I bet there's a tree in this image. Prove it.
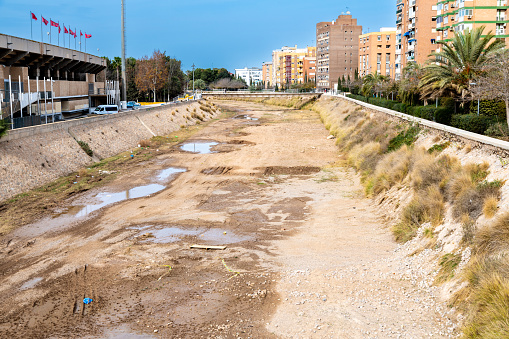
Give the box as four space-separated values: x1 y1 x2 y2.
191 79 207 90
362 71 389 97
135 50 168 102
419 26 505 103
399 63 423 105
472 49 509 127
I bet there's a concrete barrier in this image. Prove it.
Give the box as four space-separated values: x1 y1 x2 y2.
0 100 218 202
329 93 509 152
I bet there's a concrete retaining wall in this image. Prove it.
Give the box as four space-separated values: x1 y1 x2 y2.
0 101 218 202
331 93 509 154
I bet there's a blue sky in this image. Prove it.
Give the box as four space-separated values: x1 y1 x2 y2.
0 0 395 72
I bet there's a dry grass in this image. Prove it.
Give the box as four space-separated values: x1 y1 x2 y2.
461 255 509 339
436 253 462 283
411 153 460 191
483 196 499 219
369 145 412 196
139 139 151 147
393 185 445 243
476 213 509 255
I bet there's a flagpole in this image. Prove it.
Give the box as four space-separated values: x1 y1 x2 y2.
41 14 43 42
62 23 65 48
85 35 87 53
75 27 77 50
30 11 33 40
80 32 82 52
58 21 60 46
49 18 51 45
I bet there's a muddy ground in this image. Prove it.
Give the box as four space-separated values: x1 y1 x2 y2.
0 101 456 338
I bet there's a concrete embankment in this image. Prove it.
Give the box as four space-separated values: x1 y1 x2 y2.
0 101 219 202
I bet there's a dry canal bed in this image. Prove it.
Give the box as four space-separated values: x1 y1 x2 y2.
0 101 456 338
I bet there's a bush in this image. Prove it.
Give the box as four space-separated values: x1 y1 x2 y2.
0 119 8 138
347 94 367 102
485 122 509 138
451 114 494 134
77 140 93 157
387 125 420 152
469 100 506 121
435 107 453 125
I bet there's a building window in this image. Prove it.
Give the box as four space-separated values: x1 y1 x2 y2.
377 35 382 41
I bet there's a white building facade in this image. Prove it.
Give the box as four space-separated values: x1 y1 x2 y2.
235 67 262 86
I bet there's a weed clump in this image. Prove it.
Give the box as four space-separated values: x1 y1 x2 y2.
387 125 420 152
77 140 93 157
436 253 462 283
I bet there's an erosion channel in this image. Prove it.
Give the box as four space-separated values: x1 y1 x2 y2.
0 100 457 338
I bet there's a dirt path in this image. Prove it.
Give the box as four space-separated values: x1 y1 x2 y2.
0 101 456 338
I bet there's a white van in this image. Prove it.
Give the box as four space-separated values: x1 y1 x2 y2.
93 105 119 114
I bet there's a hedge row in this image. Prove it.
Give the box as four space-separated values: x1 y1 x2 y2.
346 94 504 135
346 95 453 125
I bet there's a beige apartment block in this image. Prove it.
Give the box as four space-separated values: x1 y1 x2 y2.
359 28 397 78
271 46 316 88
316 13 362 90
262 62 273 88
435 0 509 46
395 0 437 79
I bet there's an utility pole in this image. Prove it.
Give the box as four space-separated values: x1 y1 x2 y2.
121 0 127 108
192 63 195 94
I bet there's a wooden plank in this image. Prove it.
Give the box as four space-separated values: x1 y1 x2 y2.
190 244 226 250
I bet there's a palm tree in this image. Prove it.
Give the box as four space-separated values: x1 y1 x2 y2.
419 26 505 103
362 71 389 97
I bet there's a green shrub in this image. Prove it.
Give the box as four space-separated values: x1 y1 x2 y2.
0 119 9 138
77 140 93 157
469 100 506 120
435 107 453 125
451 114 494 134
485 122 509 138
387 125 420 152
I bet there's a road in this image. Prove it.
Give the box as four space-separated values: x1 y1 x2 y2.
0 100 456 338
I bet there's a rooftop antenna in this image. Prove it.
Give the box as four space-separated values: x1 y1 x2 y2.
121 0 127 107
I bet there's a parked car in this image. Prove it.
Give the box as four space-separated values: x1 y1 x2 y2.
93 105 119 114
127 101 141 110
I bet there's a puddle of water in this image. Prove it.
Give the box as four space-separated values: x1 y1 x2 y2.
74 184 165 218
234 114 258 121
157 167 186 181
20 277 43 290
96 325 156 339
199 228 253 244
132 226 253 245
137 227 202 243
180 141 219 154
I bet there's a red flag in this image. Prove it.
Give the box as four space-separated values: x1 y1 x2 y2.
69 28 74 35
31 13 37 20
64 26 68 34
50 20 59 28
85 34 92 39
74 31 77 38
80 31 83 36
42 16 48 25
58 25 61 33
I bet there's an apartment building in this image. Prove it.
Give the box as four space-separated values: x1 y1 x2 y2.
435 0 509 46
262 62 273 88
271 45 316 88
316 13 362 90
395 0 437 79
235 67 262 86
358 28 397 78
